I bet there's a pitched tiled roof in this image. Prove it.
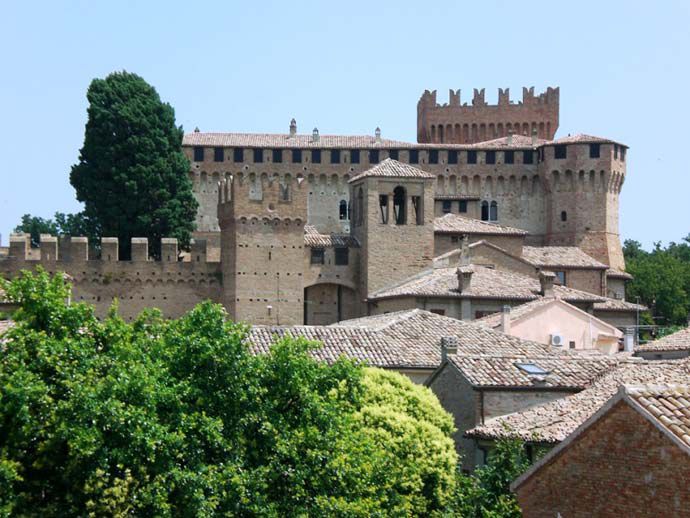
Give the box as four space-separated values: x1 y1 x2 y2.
466 360 690 443
547 134 623 146
593 298 647 312
348 159 434 182
470 134 546 149
332 309 554 357
183 132 412 149
304 225 359 248
449 354 620 389
521 246 608 269
626 384 690 448
473 298 559 329
369 265 604 303
636 327 690 353
246 309 557 369
433 214 528 236
606 268 633 280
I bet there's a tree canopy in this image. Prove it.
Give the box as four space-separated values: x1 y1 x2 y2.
624 235 690 327
0 269 459 516
69 71 197 259
14 212 93 247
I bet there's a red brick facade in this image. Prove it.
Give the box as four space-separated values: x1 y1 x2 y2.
515 401 690 518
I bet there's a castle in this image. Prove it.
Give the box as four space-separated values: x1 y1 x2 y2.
1 87 637 328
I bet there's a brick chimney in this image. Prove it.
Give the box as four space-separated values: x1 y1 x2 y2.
507 129 513 146
531 127 538 147
459 236 471 266
501 305 512 334
375 127 382 143
289 118 297 137
441 336 459 363
312 127 319 143
457 265 474 293
539 270 556 298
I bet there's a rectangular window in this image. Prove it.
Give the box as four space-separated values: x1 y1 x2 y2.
485 151 496 164
310 248 325 265
379 194 388 224
350 149 360 164
589 143 600 159
233 148 244 162
614 144 619 159
409 149 419 164
448 150 458 164
335 247 349 266
292 149 302 163
504 150 514 164
442 200 452 213
369 150 379 164
620 147 626 161
467 150 477 164
554 145 567 159
330 149 341 164
459 200 468 213
193 146 204 162
523 150 534 164
389 149 399 160
253 148 264 163
272 149 282 163
429 149 439 164
213 147 224 162
555 271 566 285
311 149 321 163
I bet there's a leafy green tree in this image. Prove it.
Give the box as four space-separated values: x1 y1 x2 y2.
449 438 532 517
0 269 458 516
70 71 197 259
624 239 690 326
14 212 95 247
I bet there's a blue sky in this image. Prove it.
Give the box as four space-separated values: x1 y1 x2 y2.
1 0 688 249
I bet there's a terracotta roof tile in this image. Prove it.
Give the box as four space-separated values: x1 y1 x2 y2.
593 299 647 312
470 134 546 149
547 134 623 146
466 360 690 443
636 327 690 353
348 159 435 182
449 354 620 389
606 268 633 280
304 225 359 248
183 132 412 149
627 384 690 448
521 246 608 269
433 214 528 236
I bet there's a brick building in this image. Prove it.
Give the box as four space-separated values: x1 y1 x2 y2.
512 384 690 517
1 88 635 327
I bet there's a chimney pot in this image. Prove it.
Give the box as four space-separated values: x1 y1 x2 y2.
375 127 382 143
289 118 297 137
506 129 513 146
312 127 320 142
539 270 556 298
531 127 538 146
501 305 512 334
441 336 459 363
457 265 474 293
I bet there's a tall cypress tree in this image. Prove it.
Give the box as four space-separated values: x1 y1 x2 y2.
70 71 197 259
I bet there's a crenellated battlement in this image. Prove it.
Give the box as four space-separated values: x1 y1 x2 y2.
5 234 217 264
418 86 560 144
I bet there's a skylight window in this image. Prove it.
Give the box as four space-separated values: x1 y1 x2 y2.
515 362 549 376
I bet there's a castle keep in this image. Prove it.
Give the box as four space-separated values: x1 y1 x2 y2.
1 87 635 328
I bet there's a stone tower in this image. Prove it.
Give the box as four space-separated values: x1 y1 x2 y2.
539 137 627 270
417 87 559 144
218 172 307 324
349 159 436 298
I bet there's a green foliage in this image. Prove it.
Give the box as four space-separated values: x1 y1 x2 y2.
0 269 458 516
624 236 690 326
13 212 93 247
448 438 531 517
69 71 197 259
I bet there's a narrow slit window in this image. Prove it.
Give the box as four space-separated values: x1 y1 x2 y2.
412 195 422 224
339 199 348 220
379 194 388 224
481 200 489 221
490 201 498 221
393 186 406 225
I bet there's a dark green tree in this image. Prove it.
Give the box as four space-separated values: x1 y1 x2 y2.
14 212 94 247
70 71 197 259
0 269 458 516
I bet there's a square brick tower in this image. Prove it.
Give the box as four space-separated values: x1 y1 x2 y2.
349 159 436 299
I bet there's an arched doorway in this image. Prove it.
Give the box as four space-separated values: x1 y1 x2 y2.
303 283 357 325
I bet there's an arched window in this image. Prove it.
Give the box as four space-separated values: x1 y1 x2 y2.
339 199 348 220
481 200 489 221
356 188 364 226
490 201 498 222
393 186 406 225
